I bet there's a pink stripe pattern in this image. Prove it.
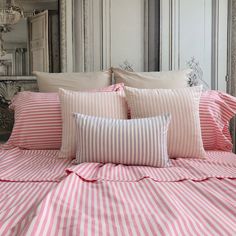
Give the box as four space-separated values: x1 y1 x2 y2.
200 90 236 151
23 151 236 236
59 89 128 159
0 181 57 236
0 148 71 181
7 92 62 149
0 148 73 236
74 113 171 167
125 86 206 159
68 151 236 182
7 84 124 150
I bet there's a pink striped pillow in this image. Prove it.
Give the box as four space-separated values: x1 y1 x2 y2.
74 113 171 167
7 84 124 150
7 92 62 149
125 86 206 159
59 89 128 158
200 90 236 151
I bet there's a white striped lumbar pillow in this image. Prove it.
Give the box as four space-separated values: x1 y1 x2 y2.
124 86 206 159
59 89 128 159
74 113 171 167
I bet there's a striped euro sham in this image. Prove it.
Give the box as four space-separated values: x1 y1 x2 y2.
7 92 62 150
7 84 124 150
125 86 206 159
59 89 128 159
74 113 171 167
200 90 236 151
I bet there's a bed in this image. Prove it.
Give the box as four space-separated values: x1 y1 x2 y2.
0 148 72 235
0 149 235 235
1 68 236 236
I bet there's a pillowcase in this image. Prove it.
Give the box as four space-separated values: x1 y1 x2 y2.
7 84 124 150
124 86 206 159
59 89 128 158
113 67 190 89
200 90 236 151
74 113 171 167
34 70 112 92
7 92 62 149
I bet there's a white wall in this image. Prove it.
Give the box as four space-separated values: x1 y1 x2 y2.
160 0 228 91
72 0 146 72
110 0 145 71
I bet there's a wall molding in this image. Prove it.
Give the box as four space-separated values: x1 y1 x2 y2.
102 0 111 70
59 0 67 72
211 0 220 90
59 0 73 72
72 0 149 72
160 0 228 90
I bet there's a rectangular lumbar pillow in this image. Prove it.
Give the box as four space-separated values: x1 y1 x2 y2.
34 70 112 92
113 68 191 89
59 89 128 158
124 86 206 159
74 113 171 167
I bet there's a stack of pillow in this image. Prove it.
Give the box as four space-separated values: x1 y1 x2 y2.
6 68 236 168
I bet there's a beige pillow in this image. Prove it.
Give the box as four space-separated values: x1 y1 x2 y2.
124 86 206 159
113 68 190 88
34 70 112 92
59 89 128 159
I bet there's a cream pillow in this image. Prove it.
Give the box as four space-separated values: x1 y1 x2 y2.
59 89 128 159
124 86 206 159
34 70 112 92
113 68 190 88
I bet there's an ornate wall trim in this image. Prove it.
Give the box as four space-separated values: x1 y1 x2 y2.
59 0 74 72
59 0 67 72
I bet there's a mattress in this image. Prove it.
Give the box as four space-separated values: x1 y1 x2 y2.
17 151 236 236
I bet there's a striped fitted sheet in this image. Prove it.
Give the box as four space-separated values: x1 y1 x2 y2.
22 151 236 236
0 147 72 236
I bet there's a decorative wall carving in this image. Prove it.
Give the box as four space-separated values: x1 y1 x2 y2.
186 57 209 90
59 0 67 72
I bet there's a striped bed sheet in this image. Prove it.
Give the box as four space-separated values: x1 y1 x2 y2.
21 151 236 236
0 147 72 236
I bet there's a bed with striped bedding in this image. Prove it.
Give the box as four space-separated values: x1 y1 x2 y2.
0 147 72 236
20 151 236 236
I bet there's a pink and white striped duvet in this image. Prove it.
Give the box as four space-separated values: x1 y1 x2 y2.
22 151 236 236
0 147 72 236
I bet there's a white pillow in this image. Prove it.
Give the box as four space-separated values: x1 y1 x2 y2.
34 70 112 92
59 89 128 159
124 86 206 159
74 113 171 167
113 68 190 89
